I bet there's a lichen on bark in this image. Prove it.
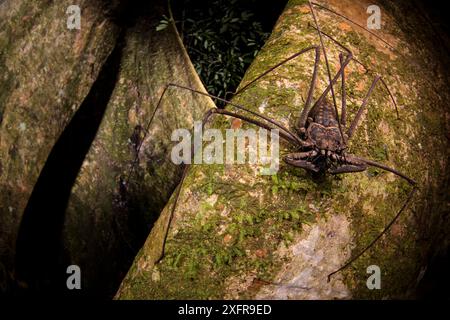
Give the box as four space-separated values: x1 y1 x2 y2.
0 0 215 296
0 0 119 293
116 0 448 300
62 6 215 295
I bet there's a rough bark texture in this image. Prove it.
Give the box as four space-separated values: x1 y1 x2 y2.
116 0 449 299
0 0 119 293
0 0 213 296
62 7 214 296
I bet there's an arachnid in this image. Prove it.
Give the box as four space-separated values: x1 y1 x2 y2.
128 0 417 281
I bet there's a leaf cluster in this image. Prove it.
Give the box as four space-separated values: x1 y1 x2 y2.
158 0 270 100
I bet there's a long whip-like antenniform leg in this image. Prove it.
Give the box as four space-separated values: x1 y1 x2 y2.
231 44 322 133
313 53 352 110
157 107 298 261
126 83 306 184
308 8 400 123
211 109 301 145
308 24 400 121
327 155 417 281
310 2 397 52
234 46 320 97
165 84 303 145
158 108 214 260
129 82 303 261
308 24 368 73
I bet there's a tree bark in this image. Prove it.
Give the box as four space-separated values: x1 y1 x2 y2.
61 5 214 296
0 0 119 294
116 0 449 299
0 0 213 296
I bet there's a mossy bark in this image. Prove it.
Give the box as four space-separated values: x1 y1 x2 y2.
62 8 214 296
116 0 449 299
0 0 213 295
0 0 119 293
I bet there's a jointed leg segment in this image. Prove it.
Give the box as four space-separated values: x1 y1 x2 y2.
142 2 415 282
327 155 416 281
152 86 307 262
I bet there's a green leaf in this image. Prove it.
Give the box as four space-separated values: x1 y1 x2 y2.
156 23 168 31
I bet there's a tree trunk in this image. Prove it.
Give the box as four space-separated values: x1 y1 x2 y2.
0 0 119 294
61 4 214 297
116 0 449 299
0 0 213 296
